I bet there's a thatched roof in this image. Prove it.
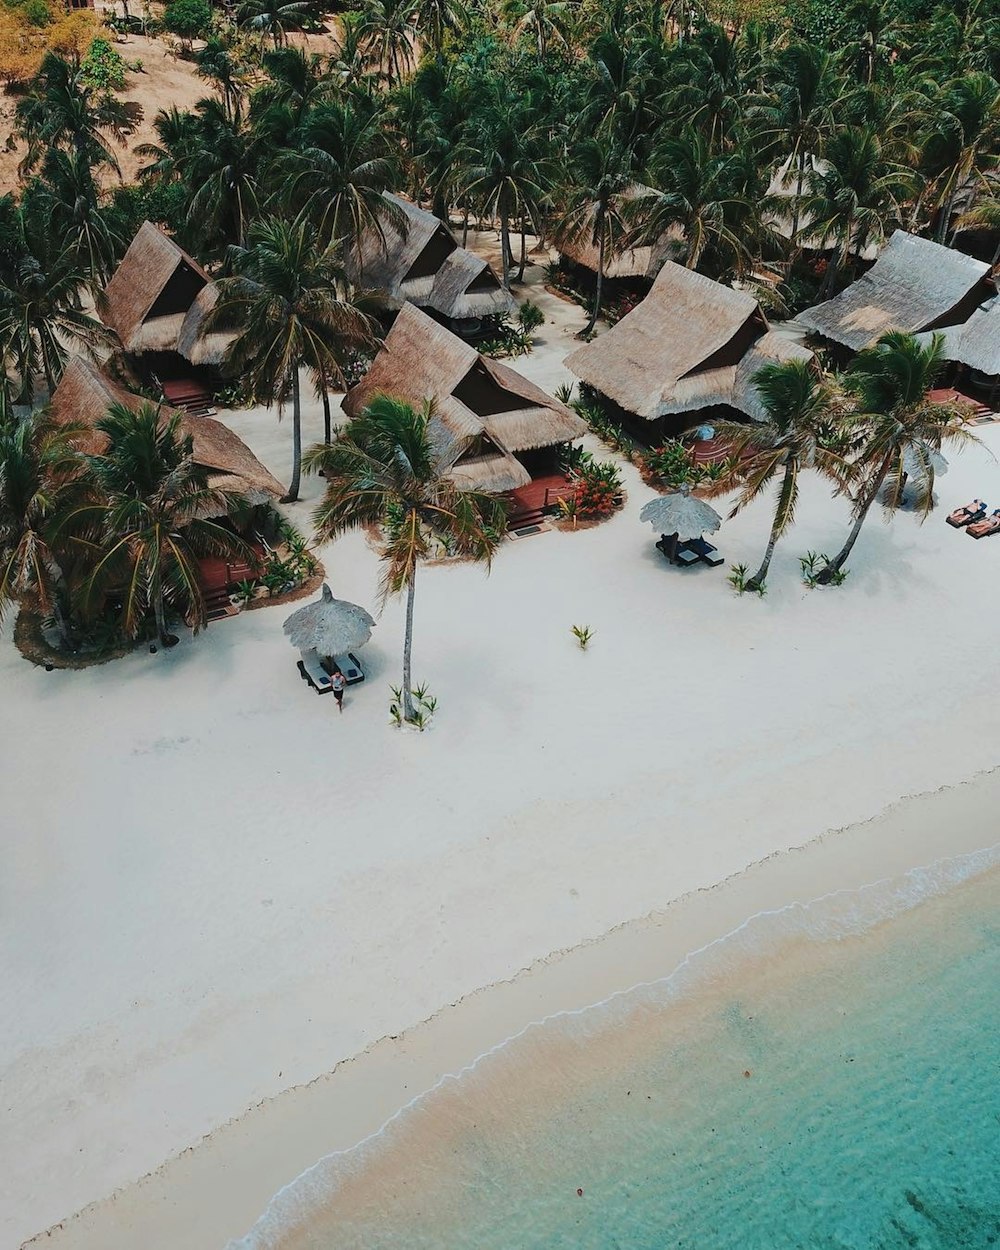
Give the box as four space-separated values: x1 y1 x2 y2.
732 331 816 421
917 295 1000 378
102 221 235 365
555 184 682 280
798 231 991 352
342 303 584 493
49 357 285 500
348 194 516 322
565 262 785 420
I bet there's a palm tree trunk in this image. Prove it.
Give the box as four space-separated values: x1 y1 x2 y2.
516 218 527 282
320 370 332 445
285 370 302 502
991 236 1000 267
500 212 511 290
402 565 416 721
462 205 470 247
153 580 168 646
818 455 892 581
749 462 792 589
582 232 605 337
790 148 805 246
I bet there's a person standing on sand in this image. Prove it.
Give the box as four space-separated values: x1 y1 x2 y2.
331 670 346 712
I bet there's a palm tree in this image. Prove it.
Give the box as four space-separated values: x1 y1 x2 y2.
357 0 416 87
135 106 201 185
196 36 249 118
0 404 85 645
305 395 507 722
184 98 263 249
454 91 554 289
554 136 632 336
14 52 134 177
237 0 313 48
281 100 398 258
804 126 913 296
707 359 845 591
412 0 467 59
25 147 124 283
252 46 331 136
505 0 572 61
0 219 115 404
817 333 978 582
66 402 253 647
208 217 378 502
955 192 1000 265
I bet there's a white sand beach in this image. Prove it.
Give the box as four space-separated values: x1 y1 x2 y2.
4 254 1000 1248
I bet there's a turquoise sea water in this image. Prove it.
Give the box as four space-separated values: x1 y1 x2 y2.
233 849 1000 1250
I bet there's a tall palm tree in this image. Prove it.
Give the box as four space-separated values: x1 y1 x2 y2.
505 0 572 61
357 0 416 87
65 402 252 647
196 36 249 118
208 217 378 502
25 147 124 283
237 0 313 48
184 98 263 249
0 404 85 644
135 106 201 186
804 126 913 296
14 52 134 177
817 333 978 582
305 395 507 722
412 0 467 59
281 100 398 258
0 219 115 404
925 72 1000 243
454 91 554 289
707 359 845 592
554 136 632 336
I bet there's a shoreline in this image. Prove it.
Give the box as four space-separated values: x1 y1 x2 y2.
31 763 1000 1250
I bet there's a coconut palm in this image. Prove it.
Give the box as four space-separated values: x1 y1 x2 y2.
196 36 249 118
817 332 978 582
135 106 201 185
208 216 378 502
412 0 467 59
804 126 913 296
184 98 264 249
281 100 399 258
0 403 85 644
0 220 116 404
357 0 416 87
305 395 507 722
554 136 633 336
14 52 134 177
505 0 573 61
707 359 846 592
454 91 555 289
237 0 313 48
954 192 1000 264
25 147 124 283
65 402 253 647
925 72 1000 242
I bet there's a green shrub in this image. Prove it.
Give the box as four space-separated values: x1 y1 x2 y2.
517 299 545 336
163 0 212 44
80 37 128 92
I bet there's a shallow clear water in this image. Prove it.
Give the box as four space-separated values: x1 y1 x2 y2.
234 851 1000 1250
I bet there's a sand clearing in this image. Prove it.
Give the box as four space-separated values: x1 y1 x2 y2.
4 256 1000 1248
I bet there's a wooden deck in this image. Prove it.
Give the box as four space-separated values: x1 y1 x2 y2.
507 474 573 528
929 387 996 423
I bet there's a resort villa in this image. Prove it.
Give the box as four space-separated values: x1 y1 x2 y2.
565 260 813 443
347 193 516 336
100 221 235 414
343 302 585 521
798 230 994 357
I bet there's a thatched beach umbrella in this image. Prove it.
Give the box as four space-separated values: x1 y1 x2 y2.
283 584 375 656
640 484 722 541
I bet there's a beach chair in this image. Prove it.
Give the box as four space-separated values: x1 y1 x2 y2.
946 500 986 528
333 653 365 685
656 536 701 567
686 536 725 567
297 648 333 693
967 510 1000 539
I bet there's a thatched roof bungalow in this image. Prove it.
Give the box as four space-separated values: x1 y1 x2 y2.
917 295 1000 389
798 231 992 353
49 357 285 503
342 303 585 493
565 262 811 435
101 221 233 369
347 194 516 331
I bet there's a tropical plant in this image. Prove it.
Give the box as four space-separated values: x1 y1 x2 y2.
62 402 252 647
305 395 507 722
0 403 85 644
183 98 263 249
816 332 978 583
570 622 593 648
704 358 845 592
237 0 313 49
208 216 378 501
357 0 416 87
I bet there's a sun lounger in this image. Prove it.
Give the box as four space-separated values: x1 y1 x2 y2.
967 510 1000 539
684 537 725 567
656 536 701 567
947 500 986 528
297 648 333 693
333 653 365 685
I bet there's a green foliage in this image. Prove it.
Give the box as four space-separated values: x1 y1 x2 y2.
728 563 766 596
570 387 636 461
638 440 734 489
163 0 212 42
234 578 259 606
478 314 533 358
389 681 437 729
517 299 545 335
79 37 128 94
800 551 848 587
570 623 594 649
